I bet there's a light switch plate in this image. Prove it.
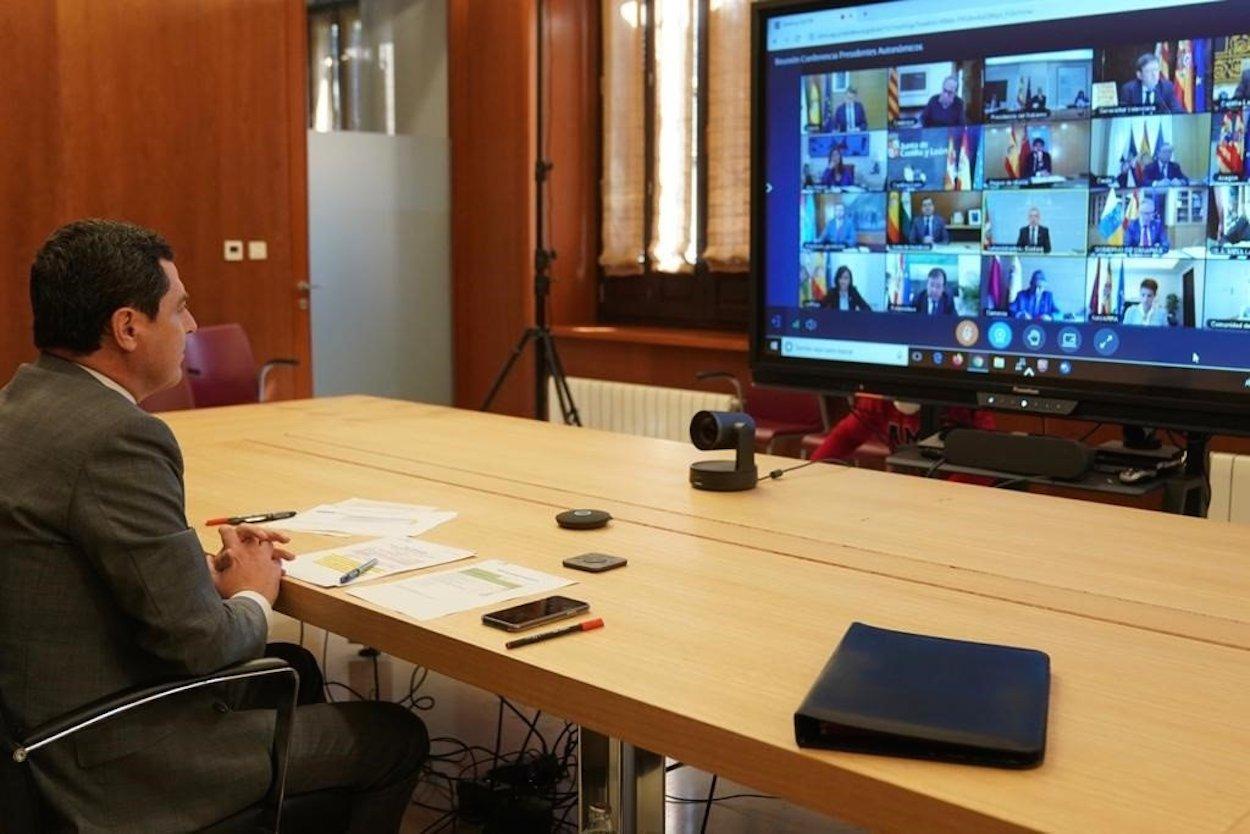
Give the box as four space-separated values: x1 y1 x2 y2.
224 240 244 262
247 240 268 261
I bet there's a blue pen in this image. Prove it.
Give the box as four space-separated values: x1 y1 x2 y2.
339 558 379 585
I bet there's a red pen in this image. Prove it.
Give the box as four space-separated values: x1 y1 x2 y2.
506 618 604 650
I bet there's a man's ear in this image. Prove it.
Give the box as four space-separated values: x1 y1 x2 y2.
110 307 141 353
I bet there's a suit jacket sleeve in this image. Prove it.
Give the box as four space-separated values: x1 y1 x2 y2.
69 411 267 675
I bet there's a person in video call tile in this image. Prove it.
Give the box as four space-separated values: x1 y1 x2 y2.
1144 143 1188 186
1122 278 1169 326
912 267 957 315
1016 207 1052 252
1221 208 1250 244
1120 53 1181 113
820 144 855 188
818 202 858 247
908 197 950 244
1009 270 1060 320
1125 197 1169 250
1072 90 1090 108
1023 138 1052 179
820 265 873 312
1233 68 1250 100
920 76 966 127
833 87 868 133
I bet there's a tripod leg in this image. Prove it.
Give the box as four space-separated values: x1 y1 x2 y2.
481 329 539 412
541 331 581 426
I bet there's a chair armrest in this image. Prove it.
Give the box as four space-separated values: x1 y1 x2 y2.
257 359 300 402
12 658 299 832
12 657 295 762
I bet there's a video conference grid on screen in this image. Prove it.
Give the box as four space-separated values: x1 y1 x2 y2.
763 2 1250 392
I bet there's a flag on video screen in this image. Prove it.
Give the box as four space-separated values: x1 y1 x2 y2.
1005 125 1020 178
810 272 826 303
1009 255 1024 307
887 68 900 123
1101 263 1114 316
1217 111 1244 174
1116 260 1126 313
987 256 1005 310
1192 39 1207 111
1155 42 1171 81
1099 187 1125 241
887 191 901 243
1017 75 1028 110
956 130 973 190
1175 40 1193 113
1122 190 1140 245
944 134 957 189
1089 258 1102 315
1155 122 1166 160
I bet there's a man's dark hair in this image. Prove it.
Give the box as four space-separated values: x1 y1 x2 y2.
30 219 173 354
1141 278 1159 293
1032 138 1045 147
927 267 948 285
1137 53 1160 72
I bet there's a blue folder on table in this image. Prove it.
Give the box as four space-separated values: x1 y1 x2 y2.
794 622 1050 768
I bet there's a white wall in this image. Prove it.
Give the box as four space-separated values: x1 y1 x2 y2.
307 0 451 404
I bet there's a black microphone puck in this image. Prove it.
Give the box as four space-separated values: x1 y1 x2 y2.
555 509 612 530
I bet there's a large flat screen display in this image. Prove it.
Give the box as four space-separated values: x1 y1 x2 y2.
753 0 1250 431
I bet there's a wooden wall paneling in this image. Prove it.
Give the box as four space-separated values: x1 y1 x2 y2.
545 0 600 328
0 2 59 379
450 0 537 417
47 0 310 398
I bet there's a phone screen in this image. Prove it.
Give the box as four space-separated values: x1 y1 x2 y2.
485 596 587 627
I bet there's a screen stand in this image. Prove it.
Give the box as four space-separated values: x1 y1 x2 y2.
1175 431 1210 518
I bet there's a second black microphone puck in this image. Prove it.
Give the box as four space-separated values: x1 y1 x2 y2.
555 509 612 530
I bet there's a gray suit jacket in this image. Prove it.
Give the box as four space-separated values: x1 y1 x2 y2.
0 354 271 832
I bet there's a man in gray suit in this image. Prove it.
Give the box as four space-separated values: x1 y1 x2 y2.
0 220 427 832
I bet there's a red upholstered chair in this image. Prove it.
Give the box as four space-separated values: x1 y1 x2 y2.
183 324 299 408
138 373 195 413
801 431 891 469
743 384 827 454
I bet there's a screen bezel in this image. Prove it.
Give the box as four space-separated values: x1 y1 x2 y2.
749 0 1250 435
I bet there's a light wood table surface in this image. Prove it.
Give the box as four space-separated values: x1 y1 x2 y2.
165 399 1250 834
240 397 1250 652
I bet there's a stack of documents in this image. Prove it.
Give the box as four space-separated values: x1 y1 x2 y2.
272 498 456 538
348 560 574 621
284 537 474 587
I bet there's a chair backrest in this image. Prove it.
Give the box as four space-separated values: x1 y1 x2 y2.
184 324 260 408
0 705 43 832
744 384 825 425
139 372 196 413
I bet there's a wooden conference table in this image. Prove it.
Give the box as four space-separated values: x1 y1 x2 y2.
168 397 1250 834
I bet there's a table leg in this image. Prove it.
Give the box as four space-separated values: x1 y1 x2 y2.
579 727 665 833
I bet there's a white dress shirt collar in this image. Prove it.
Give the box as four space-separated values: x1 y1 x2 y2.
76 363 138 404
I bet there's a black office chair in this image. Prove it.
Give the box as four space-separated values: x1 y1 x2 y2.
1 657 348 833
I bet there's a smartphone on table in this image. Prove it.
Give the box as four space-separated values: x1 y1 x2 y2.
481 595 589 632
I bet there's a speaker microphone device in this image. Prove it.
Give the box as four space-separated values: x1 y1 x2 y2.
942 429 1094 480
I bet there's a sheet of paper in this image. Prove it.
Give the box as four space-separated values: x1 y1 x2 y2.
347 560 574 621
270 498 457 538
284 537 475 587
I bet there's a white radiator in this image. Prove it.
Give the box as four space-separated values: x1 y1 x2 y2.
547 377 737 442
1207 452 1250 523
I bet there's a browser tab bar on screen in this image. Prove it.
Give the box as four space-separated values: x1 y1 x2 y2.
766 0 1219 51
